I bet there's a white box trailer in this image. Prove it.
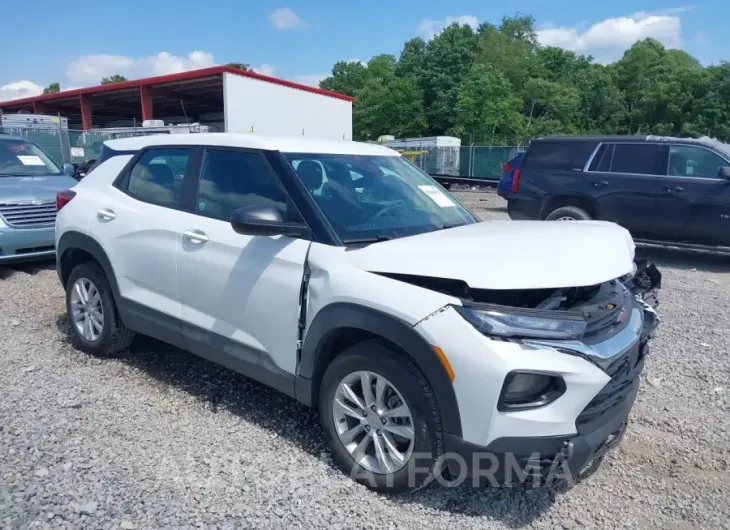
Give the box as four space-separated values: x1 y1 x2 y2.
1 112 69 130
222 71 353 141
381 136 462 176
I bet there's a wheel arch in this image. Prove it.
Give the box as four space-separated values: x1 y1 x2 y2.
295 302 462 437
540 193 599 220
57 231 120 300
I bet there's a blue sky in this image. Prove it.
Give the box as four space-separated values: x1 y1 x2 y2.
0 0 726 101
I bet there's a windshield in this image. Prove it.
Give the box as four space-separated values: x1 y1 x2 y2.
0 138 63 177
284 153 478 242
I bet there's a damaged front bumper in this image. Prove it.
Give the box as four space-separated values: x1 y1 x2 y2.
443 260 662 487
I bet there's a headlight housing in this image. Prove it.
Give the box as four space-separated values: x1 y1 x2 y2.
454 304 587 340
498 371 566 410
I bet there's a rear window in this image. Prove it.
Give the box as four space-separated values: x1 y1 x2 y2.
607 143 667 176
85 144 138 176
523 141 596 171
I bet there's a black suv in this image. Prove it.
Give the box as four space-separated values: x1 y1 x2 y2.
505 136 730 248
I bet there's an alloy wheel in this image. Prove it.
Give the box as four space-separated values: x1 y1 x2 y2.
332 370 415 474
70 278 104 342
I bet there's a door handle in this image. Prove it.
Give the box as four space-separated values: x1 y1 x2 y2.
662 186 684 193
591 180 609 188
183 230 209 244
97 208 116 221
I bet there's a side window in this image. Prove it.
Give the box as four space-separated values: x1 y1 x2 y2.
668 145 728 179
523 141 596 171
197 149 289 222
609 143 667 176
125 148 191 208
587 144 613 172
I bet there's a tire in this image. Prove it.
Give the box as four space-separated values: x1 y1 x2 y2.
65 261 135 356
319 340 444 494
545 206 592 221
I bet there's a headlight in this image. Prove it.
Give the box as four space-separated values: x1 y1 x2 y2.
454 304 587 340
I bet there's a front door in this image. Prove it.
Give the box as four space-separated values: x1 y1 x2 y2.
177 147 311 376
658 144 730 245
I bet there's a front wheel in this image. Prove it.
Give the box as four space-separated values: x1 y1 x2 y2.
545 206 592 221
319 341 444 494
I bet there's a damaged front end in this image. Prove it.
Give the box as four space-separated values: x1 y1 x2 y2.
453 258 662 369
383 258 662 367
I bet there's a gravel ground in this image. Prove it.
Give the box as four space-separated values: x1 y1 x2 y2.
1 190 729 529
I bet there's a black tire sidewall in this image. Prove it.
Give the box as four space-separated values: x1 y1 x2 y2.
65 263 117 356
546 206 592 221
319 341 441 493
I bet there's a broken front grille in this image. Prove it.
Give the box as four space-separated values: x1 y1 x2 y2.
576 341 644 431
0 202 56 229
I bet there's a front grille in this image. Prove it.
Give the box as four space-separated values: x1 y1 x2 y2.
0 202 56 229
576 341 645 430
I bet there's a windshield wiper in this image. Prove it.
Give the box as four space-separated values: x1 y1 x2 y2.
342 235 392 244
440 221 466 230
1 173 60 177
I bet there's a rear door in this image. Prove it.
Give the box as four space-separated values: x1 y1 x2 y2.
89 146 196 345
585 142 666 237
657 144 730 245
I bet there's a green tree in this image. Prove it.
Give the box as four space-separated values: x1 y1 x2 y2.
451 64 524 144
475 21 544 88
42 83 60 94
354 76 427 140
420 23 480 134
101 74 128 85
395 38 428 81
572 65 625 134
320 60 369 97
226 62 250 71
499 13 539 51
317 12 730 145
521 78 581 137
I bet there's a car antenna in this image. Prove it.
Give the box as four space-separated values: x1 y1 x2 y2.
180 100 192 133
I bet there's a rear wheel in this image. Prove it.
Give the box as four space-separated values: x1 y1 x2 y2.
65 261 135 356
319 340 444 494
545 206 592 221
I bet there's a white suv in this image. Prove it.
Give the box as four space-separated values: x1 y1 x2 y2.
55 134 661 493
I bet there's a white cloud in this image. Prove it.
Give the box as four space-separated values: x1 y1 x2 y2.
291 74 328 87
253 64 276 76
268 8 305 29
0 80 43 102
537 11 684 63
418 15 478 39
66 50 215 85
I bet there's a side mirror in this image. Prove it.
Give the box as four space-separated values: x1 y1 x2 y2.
63 163 76 177
230 205 311 239
719 166 730 179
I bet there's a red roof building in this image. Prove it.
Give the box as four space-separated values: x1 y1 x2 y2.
0 66 353 139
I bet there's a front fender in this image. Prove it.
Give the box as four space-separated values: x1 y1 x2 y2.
295 302 463 437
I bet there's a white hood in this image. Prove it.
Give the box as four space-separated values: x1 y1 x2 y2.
346 221 636 290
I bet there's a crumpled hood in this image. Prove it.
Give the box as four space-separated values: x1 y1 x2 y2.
0 175 77 204
346 220 636 290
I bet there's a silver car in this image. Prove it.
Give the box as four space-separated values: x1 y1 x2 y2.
0 135 78 264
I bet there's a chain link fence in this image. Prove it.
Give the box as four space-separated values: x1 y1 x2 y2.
3 124 525 180
0 124 205 167
401 145 526 180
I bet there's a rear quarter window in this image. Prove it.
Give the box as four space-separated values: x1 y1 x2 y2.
522 141 597 171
